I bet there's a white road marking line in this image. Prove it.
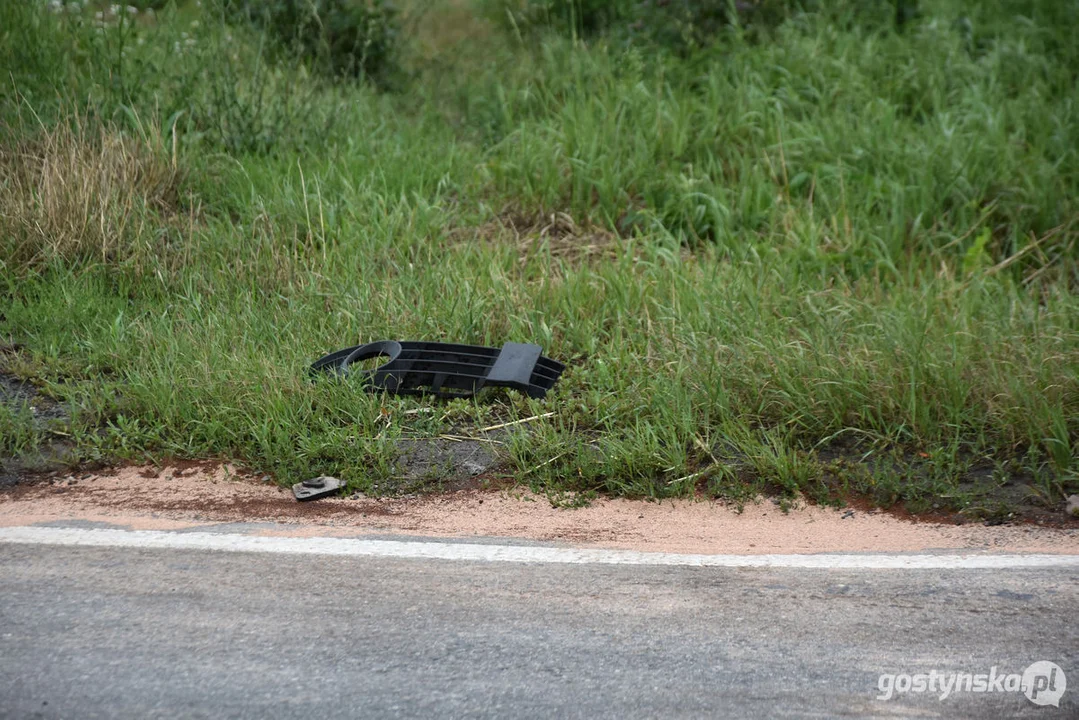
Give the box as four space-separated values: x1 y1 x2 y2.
1 526 1077 569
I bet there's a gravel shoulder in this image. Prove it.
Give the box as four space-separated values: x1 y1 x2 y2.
2 464 1077 555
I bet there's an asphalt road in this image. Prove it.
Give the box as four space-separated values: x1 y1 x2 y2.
0 537 1076 719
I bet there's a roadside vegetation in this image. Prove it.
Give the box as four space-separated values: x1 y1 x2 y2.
1 0 1076 519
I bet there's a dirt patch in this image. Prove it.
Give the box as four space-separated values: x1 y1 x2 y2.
0 372 68 423
0 369 75 488
394 434 501 491
2 464 1077 555
456 208 619 266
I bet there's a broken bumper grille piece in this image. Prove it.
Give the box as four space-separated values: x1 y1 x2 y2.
310 341 564 399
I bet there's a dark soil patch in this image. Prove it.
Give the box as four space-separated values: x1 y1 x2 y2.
393 433 503 492
136 459 229 479
0 372 69 422
133 496 399 520
0 369 75 488
812 442 1079 528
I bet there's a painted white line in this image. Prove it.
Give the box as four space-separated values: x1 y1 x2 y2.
1 526 1077 569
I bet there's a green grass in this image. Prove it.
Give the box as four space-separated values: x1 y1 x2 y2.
1 0 1076 516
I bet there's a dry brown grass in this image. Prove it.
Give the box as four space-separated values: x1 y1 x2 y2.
457 208 620 266
0 117 183 274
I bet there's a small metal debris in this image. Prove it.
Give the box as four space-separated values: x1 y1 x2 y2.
292 475 345 502
841 510 855 520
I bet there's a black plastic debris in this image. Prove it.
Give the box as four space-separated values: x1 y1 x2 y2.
293 475 345 501
311 341 564 399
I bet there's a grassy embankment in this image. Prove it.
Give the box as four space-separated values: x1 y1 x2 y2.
1 0 1076 518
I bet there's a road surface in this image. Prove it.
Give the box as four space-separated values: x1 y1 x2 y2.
0 524 1076 719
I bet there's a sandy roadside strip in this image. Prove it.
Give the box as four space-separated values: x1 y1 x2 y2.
1 464 1076 555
